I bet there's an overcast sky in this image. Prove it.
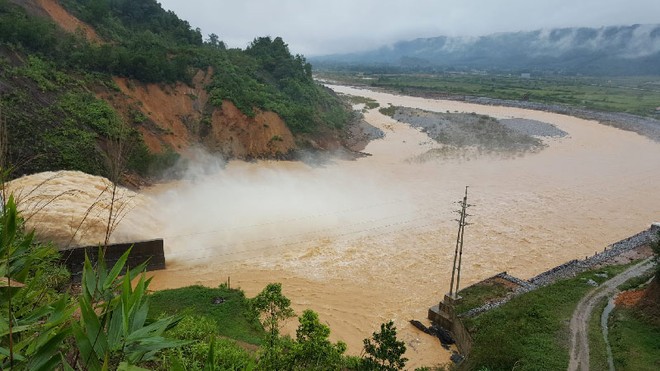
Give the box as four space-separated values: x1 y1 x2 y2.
157 0 660 56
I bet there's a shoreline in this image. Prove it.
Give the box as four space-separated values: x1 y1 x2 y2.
322 80 660 143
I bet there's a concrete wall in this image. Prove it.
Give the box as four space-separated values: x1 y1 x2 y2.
450 314 473 355
60 239 166 280
428 295 473 355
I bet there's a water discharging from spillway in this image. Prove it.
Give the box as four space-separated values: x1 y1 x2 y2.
8 86 660 368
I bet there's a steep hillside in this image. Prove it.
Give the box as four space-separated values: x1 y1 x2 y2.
100 70 295 159
0 0 352 182
312 24 660 75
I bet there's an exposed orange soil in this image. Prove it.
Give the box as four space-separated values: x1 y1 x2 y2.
108 68 295 158
112 72 209 153
37 0 101 43
206 101 295 158
615 289 646 307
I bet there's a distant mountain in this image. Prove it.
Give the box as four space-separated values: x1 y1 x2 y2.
312 24 660 75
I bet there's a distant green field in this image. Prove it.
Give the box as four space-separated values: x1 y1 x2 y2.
319 72 660 117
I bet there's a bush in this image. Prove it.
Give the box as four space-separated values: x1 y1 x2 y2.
160 316 256 370
362 321 408 370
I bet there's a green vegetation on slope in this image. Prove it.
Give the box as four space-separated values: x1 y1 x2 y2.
461 264 633 371
208 36 351 134
148 285 264 346
0 0 351 179
609 306 660 371
454 281 512 315
587 297 610 371
61 0 352 134
0 52 156 177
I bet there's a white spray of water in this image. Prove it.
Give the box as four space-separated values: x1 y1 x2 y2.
146 157 418 267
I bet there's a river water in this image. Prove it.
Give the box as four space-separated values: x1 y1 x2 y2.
8 85 660 368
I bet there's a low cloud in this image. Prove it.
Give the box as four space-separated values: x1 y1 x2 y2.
159 0 660 55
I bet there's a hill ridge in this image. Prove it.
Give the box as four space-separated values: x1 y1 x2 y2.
312 24 660 75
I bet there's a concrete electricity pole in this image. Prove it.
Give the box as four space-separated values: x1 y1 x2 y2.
449 186 472 299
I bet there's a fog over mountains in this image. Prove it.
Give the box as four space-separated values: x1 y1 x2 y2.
312 24 660 75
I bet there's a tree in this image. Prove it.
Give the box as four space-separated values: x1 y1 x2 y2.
251 282 295 368
87 0 110 23
251 283 295 341
291 309 347 370
362 321 408 370
206 33 225 49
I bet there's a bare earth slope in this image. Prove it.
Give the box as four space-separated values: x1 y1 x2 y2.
104 71 296 159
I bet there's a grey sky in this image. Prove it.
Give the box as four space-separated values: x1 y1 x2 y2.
157 0 660 56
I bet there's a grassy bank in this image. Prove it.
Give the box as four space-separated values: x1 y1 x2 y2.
461 264 632 371
454 281 512 315
609 306 660 371
588 297 610 371
148 285 264 345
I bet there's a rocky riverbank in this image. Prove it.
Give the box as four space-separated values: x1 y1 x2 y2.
461 223 660 318
332 81 660 143
464 96 660 142
386 106 567 161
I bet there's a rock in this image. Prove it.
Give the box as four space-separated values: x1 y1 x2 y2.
409 319 432 335
586 279 599 287
595 273 609 278
429 324 456 345
450 352 464 364
212 297 225 305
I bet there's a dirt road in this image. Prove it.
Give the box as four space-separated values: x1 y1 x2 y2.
567 259 654 371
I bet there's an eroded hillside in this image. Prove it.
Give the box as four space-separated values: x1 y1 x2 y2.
0 0 353 182
101 69 296 159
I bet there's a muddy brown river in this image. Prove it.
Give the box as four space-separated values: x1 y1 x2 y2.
8 85 660 368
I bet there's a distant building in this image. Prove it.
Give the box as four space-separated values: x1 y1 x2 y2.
521 73 531 79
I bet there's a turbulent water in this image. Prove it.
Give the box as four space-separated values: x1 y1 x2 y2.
6 171 152 248
9 86 660 368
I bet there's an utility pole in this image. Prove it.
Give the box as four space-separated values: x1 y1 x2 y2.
448 186 472 299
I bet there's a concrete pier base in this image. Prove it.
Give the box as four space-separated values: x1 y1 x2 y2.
428 294 472 355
